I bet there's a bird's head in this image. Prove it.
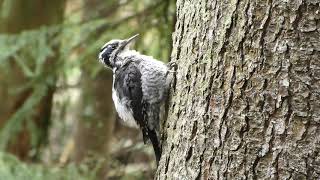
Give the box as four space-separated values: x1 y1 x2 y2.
98 34 139 69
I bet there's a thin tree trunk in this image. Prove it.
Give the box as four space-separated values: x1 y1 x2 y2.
0 0 65 161
72 70 114 160
157 0 320 179
71 0 116 178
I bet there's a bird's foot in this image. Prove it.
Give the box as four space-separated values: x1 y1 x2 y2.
167 61 177 73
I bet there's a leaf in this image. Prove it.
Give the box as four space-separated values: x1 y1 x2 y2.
13 54 34 77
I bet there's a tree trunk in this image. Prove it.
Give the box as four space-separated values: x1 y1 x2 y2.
157 0 320 179
0 0 65 161
71 0 117 177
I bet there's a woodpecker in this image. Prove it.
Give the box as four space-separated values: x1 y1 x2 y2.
98 34 174 164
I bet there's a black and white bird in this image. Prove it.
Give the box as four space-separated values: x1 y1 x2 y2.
98 34 174 164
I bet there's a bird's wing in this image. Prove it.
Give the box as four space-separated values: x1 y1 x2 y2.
115 62 144 127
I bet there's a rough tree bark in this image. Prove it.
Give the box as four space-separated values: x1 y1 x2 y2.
157 0 320 179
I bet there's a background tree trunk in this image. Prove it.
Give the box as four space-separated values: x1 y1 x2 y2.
157 0 320 179
0 0 65 161
70 0 117 177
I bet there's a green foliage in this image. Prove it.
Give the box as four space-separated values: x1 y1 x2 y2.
0 21 106 151
0 3 176 179
0 0 175 154
0 152 97 180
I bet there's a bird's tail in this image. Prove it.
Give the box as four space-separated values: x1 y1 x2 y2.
148 129 161 166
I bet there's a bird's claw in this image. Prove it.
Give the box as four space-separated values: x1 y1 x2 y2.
167 61 177 73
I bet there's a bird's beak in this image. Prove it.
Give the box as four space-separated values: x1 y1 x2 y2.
120 34 139 49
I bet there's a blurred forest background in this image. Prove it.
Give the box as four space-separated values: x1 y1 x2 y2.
0 0 175 179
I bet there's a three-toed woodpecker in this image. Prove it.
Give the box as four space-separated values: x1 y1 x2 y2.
98 34 173 164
